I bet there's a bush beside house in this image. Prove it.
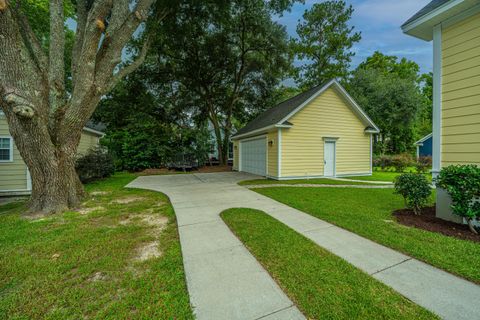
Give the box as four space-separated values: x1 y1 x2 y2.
436 165 480 234
76 148 115 183
394 173 432 215
373 153 431 173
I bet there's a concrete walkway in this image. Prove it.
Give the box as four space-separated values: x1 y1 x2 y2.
128 172 480 320
245 183 393 189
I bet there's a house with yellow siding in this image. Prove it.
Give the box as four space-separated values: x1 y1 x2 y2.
0 113 104 195
402 0 480 221
232 80 379 180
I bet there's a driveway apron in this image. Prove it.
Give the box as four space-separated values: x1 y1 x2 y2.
128 172 480 320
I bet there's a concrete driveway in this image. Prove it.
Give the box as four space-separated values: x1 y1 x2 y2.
128 172 305 320
128 172 480 320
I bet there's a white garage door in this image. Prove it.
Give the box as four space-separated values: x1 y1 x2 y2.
240 137 267 176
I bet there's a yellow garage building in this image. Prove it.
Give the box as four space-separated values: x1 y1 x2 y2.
232 80 379 180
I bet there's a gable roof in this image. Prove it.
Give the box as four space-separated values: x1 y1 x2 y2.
415 133 433 145
232 79 380 139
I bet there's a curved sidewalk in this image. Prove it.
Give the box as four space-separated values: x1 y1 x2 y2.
128 172 480 320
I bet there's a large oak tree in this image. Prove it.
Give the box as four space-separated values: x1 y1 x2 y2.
0 0 160 215
150 0 295 165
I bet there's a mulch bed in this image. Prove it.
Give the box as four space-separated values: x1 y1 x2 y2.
393 206 480 243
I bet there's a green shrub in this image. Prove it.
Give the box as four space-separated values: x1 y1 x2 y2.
391 154 413 172
435 165 480 233
76 147 115 183
374 155 393 171
415 156 432 173
394 173 432 215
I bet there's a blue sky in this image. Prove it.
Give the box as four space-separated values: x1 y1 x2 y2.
277 0 433 74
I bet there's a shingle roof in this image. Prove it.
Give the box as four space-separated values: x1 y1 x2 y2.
402 0 451 27
84 120 106 134
233 82 328 137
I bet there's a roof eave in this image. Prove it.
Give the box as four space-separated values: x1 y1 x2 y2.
83 126 105 137
232 124 294 141
402 0 479 41
414 133 433 145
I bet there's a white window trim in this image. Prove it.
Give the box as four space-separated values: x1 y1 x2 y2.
0 136 13 162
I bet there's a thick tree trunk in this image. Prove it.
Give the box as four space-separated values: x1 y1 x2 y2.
27 153 85 215
5 107 86 216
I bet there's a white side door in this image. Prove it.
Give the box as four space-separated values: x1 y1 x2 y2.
324 141 335 177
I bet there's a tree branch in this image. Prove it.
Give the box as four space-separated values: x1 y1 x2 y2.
11 6 48 74
71 0 87 86
48 0 66 114
106 37 151 92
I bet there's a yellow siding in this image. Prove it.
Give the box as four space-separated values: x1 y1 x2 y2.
0 116 28 191
267 130 278 177
281 88 371 177
77 131 100 155
441 12 480 166
233 140 239 170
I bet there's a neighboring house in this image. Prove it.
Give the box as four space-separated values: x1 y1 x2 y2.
231 80 380 179
415 133 433 158
402 0 480 222
0 114 104 196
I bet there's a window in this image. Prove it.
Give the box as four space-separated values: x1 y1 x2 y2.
0 137 12 162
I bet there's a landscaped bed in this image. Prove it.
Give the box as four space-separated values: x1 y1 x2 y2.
252 187 480 284
394 206 480 243
0 173 193 319
221 208 437 319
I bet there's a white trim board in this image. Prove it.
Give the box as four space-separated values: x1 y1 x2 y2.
267 172 373 181
277 128 282 178
432 24 443 177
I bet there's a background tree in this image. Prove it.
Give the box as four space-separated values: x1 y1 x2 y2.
0 0 161 215
149 0 294 165
348 54 425 154
94 71 213 171
356 51 420 81
347 51 433 152
417 72 433 136
292 0 361 89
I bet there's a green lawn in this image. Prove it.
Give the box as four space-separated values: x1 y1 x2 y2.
238 178 371 186
253 187 480 284
0 173 193 319
222 209 437 319
346 170 432 182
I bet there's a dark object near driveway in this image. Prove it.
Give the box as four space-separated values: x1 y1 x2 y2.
168 153 200 171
